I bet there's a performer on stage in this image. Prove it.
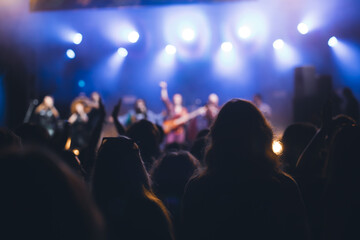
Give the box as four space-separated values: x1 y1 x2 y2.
118 98 163 128
206 93 220 126
34 95 59 136
160 81 188 144
68 96 91 149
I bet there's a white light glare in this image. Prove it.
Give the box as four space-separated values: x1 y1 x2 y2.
182 28 195 42
221 42 233 52
128 31 140 43
66 49 75 59
117 47 128 57
272 140 283 155
238 26 252 39
165 44 177 54
328 36 338 47
297 23 309 35
73 33 83 45
273 39 285 50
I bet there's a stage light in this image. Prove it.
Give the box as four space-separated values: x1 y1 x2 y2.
221 42 233 52
73 33 83 45
181 28 195 42
128 31 139 43
272 140 283 155
238 26 251 39
328 36 338 47
117 47 128 57
165 44 177 54
297 23 309 35
78 80 85 88
273 39 284 50
66 49 75 59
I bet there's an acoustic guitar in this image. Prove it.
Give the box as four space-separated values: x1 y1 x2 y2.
163 106 207 134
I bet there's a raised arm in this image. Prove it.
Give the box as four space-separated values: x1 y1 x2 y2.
112 99 126 135
160 81 172 114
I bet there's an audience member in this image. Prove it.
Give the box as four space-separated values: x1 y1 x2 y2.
92 136 175 240
181 99 310 240
0 148 104 240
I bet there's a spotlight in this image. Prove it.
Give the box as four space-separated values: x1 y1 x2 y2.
328 36 338 47
221 42 233 52
66 49 75 59
117 47 128 57
238 26 251 39
297 23 309 35
273 39 284 50
165 44 176 54
128 31 139 43
182 28 195 42
272 140 283 155
73 33 83 45
78 80 85 88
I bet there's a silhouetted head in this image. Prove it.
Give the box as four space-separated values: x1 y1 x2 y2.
280 123 318 174
92 136 150 205
343 87 354 99
327 125 360 185
0 148 104 239
0 128 21 150
151 151 200 197
205 99 279 177
14 123 50 146
126 120 161 169
173 94 183 106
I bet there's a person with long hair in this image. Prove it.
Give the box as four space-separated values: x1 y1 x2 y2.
181 99 310 240
92 136 174 240
34 95 59 136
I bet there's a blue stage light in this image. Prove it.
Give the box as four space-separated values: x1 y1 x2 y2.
73 33 83 45
165 44 177 54
181 28 195 42
297 23 309 35
221 42 233 52
66 49 76 59
273 39 284 50
328 36 338 47
128 31 139 43
238 26 252 39
117 47 128 57
78 80 85 88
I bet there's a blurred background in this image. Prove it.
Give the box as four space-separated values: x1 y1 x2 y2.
1 0 359 133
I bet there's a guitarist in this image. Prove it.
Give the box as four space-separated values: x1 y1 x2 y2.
160 81 188 144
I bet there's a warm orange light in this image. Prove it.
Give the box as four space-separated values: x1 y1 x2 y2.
72 148 80 156
65 137 71 150
272 140 283 155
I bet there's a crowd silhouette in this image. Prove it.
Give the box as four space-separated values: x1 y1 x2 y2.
0 87 359 240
